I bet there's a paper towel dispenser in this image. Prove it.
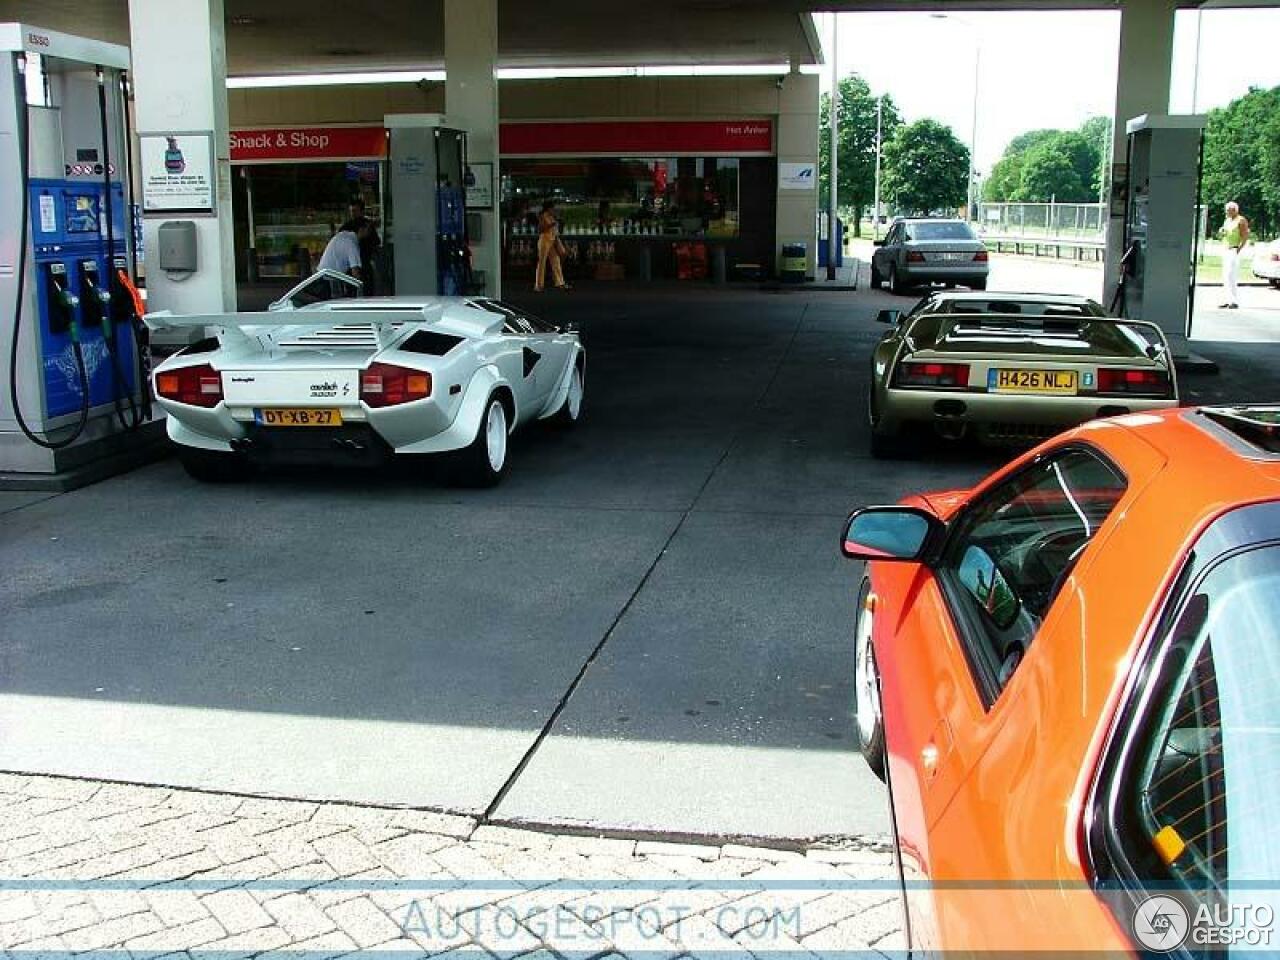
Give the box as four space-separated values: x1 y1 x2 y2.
157 221 197 274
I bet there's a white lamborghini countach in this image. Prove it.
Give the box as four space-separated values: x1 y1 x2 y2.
146 272 585 486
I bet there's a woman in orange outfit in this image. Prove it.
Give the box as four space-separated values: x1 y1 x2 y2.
534 200 570 292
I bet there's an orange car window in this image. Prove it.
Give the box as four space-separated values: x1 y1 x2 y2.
938 447 1127 699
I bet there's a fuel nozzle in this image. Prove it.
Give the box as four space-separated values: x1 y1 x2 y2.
111 261 142 328
45 264 81 339
78 260 111 330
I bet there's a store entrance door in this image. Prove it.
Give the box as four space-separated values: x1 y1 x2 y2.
230 125 389 310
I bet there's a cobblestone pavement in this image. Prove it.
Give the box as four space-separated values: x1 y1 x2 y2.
0 773 903 958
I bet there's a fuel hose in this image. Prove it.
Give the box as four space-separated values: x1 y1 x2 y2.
97 66 140 431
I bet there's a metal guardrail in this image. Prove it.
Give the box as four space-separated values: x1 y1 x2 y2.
982 235 1105 262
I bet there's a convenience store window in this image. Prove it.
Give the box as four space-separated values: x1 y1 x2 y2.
234 162 383 280
501 157 740 238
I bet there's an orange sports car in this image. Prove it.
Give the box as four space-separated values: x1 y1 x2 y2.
841 405 1280 955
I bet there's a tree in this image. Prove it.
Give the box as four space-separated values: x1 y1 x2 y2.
982 129 1059 201
1203 85 1280 239
1078 115 1113 197
983 121 1109 203
1013 145 1086 203
818 74 902 236
1262 112 1280 227
881 119 970 216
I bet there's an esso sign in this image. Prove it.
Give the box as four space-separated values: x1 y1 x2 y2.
26 32 51 48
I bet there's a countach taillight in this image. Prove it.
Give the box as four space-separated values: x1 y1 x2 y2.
1097 367 1173 398
894 361 971 390
906 251 926 263
973 250 989 262
360 362 432 408
155 363 223 408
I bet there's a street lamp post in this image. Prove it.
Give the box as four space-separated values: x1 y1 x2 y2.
873 96 883 240
932 13 981 222
828 11 839 281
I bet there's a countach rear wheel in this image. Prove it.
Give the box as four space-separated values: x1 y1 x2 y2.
178 448 252 483
452 395 509 487
870 261 883 289
854 577 886 781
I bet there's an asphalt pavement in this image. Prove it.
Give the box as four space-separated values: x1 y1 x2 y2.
3 280 1279 844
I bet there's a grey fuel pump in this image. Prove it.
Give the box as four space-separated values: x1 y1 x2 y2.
1116 114 1207 354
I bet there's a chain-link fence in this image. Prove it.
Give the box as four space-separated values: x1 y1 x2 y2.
976 202 1107 240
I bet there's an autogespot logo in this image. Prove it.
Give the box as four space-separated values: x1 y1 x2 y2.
1133 895 1190 952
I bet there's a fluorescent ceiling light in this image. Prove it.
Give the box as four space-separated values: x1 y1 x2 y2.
637 63 791 77
227 70 444 89
226 63 794 88
497 66 634 79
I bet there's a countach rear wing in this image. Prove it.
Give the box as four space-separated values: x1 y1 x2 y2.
144 307 419 350
144 268 505 348
144 304 504 350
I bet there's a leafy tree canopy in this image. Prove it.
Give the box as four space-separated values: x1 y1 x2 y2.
819 73 902 234
1203 85 1280 239
881 118 970 216
983 118 1111 203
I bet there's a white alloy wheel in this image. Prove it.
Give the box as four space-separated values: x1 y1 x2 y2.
854 579 886 779
567 367 584 420
485 400 508 473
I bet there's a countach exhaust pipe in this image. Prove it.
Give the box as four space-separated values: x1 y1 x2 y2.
330 437 367 454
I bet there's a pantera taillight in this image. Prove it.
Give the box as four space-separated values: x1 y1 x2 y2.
893 361 971 390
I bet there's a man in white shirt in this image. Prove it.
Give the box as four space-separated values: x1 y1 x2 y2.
318 225 364 278
317 221 374 298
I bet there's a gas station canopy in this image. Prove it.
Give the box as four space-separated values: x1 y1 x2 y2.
12 0 823 75
8 0 1254 80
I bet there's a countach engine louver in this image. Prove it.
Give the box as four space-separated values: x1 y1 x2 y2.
277 323 402 349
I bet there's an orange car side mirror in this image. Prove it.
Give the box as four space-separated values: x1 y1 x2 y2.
840 506 943 563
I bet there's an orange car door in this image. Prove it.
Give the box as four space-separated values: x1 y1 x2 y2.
879 566 989 957
886 445 1131 951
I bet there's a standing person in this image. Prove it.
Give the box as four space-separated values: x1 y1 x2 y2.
535 200 570 292
346 198 382 295
1219 201 1250 309
318 221 372 297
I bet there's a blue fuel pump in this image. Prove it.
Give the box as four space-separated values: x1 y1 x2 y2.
26 178 134 420
2 25 154 480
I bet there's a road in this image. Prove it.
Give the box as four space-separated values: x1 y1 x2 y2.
4 280 1280 845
